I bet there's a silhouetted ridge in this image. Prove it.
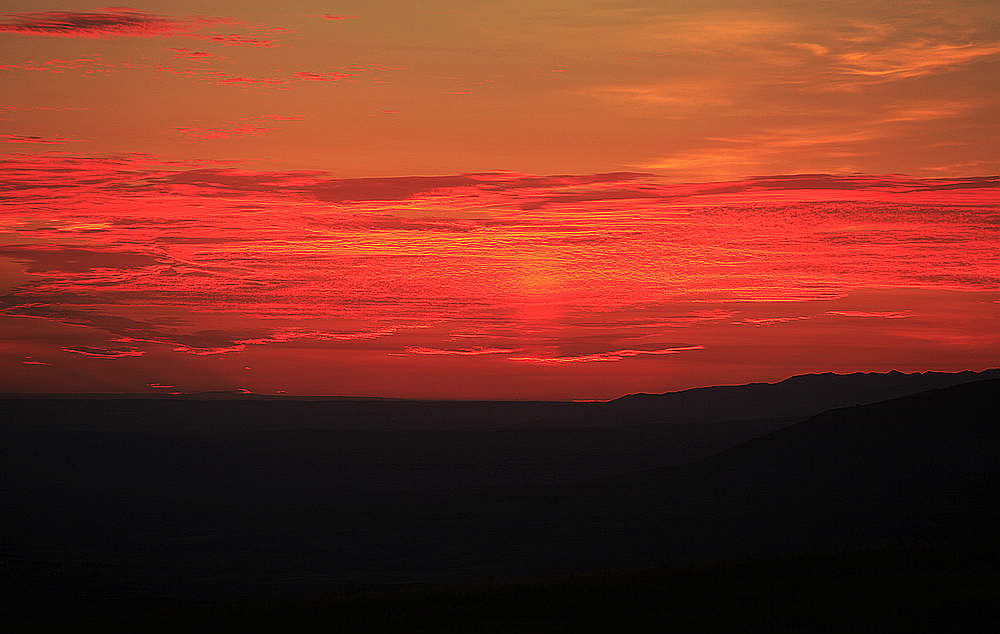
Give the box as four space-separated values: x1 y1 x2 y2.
7 381 999 634
4 375 998 610
610 368 1000 424
553 378 1000 565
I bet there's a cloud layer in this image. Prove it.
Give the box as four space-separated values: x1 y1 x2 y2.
1 1 998 397
0 10 189 37
1 157 998 397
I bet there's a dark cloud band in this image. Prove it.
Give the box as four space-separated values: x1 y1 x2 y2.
0 10 186 37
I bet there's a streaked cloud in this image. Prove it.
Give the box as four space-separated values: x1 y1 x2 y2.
404 346 520 356
587 81 734 112
0 9 192 37
170 48 215 59
0 57 111 74
62 345 145 358
733 317 810 327
0 0 998 397
172 115 301 140
0 245 160 273
175 124 271 139
292 71 356 82
827 310 914 319
510 346 705 364
835 41 1000 81
204 34 277 47
1 133 79 144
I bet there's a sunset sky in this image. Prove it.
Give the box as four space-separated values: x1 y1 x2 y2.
1 1 998 399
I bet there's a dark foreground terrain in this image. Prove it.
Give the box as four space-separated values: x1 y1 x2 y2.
6 549 998 633
3 370 999 631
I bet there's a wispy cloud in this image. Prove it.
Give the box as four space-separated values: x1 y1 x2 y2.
404 346 520 356
510 346 704 364
642 124 878 176
835 40 1000 81
733 316 810 327
175 125 271 139
877 101 974 123
173 115 303 140
292 71 356 82
2 158 997 393
1 133 80 144
827 310 913 318
642 97 979 177
170 48 216 59
0 9 191 38
0 57 112 74
62 345 145 359
587 81 734 112
203 33 277 47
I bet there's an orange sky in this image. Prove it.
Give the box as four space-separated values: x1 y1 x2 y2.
1 2 998 398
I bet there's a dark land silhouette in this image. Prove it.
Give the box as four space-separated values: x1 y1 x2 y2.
3 369 999 631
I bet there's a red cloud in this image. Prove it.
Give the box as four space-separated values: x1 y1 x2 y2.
311 175 480 201
0 9 190 37
206 34 276 47
62 346 145 359
0 245 160 273
292 71 355 82
251 114 304 121
1 133 79 144
170 48 214 59
174 116 301 140
733 316 810 326
403 346 520 356
175 125 271 140
510 346 705 364
0 58 110 74
215 75 290 86
827 311 914 319
3 157 998 399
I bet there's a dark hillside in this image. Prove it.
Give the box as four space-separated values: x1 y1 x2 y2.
612 368 1000 423
3 377 999 630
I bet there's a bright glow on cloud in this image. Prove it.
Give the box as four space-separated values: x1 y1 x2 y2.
1 158 997 397
1 1 998 398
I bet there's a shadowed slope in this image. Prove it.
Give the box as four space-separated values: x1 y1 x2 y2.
612 368 1000 423
3 378 998 608
538 378 1000 568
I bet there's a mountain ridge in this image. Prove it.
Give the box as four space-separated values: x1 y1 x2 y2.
608 367 1000 424
4 376 999 622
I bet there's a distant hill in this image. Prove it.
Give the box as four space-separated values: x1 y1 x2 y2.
610 368 1000 424
4 377 999 629
528 377 1000 569
5 369 997 501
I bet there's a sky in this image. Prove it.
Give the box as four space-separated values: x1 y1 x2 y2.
1 1 998 399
